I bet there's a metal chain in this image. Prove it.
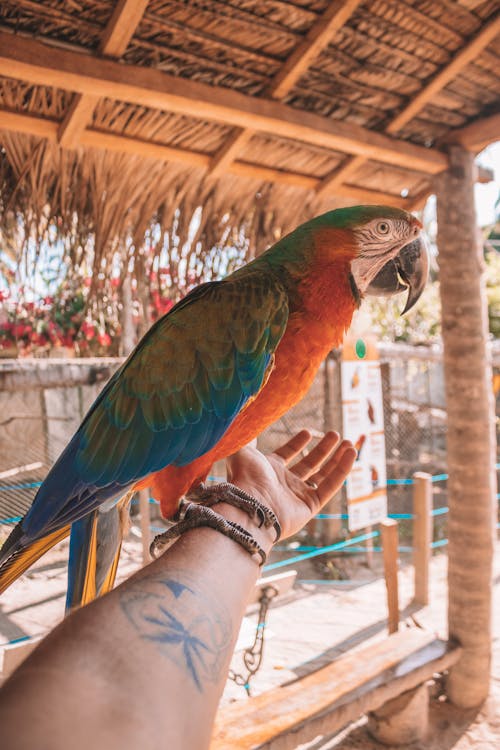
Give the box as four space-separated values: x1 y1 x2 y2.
228 584 278 696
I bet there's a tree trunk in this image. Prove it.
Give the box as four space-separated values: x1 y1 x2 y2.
436 146 497 708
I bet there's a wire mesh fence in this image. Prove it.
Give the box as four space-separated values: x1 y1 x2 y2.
0 344 498 544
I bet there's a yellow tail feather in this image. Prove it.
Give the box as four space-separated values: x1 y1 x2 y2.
74 493 132 609
98 541 122 599
0 526 71 595
80 514 98 606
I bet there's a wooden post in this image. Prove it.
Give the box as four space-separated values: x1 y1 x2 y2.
381 519 399 634
436 145 497 708
368 683 429 745
412 472 432 606
138 489 151 565
320 351 344 545
365 525 374 569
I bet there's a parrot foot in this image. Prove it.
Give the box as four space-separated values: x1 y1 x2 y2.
150 502 267 564
186 482 281 542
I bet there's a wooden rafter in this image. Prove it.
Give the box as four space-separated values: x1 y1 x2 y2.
267 0 364 100
58 0 150 147
209 0 363 177
0 32 446 175
99 0 150 56
316 154 365 197
386 12 500 135
448 112 500 152
0 109 411 207
320 10 500 197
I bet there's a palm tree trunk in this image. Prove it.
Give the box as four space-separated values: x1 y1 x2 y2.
436 145 497 708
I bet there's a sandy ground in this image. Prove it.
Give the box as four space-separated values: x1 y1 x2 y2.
1 526 499 749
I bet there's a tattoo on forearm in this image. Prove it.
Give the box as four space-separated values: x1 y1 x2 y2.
119 571 232 691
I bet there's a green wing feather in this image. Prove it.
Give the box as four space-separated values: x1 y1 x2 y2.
22 271 289 538
79 273 288 482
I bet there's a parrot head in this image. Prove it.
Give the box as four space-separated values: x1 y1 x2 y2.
343 205 429 314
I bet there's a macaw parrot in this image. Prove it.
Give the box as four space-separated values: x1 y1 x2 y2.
0 206 428 608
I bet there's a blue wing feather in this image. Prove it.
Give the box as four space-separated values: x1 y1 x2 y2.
18 274 288 547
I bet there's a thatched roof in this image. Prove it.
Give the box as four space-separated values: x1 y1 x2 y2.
0 0 499 280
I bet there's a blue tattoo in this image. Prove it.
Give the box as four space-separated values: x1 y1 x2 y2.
120 573 231 691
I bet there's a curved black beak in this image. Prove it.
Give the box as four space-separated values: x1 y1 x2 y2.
366 236 429 314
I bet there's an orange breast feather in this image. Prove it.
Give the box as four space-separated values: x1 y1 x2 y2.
141 253 357 518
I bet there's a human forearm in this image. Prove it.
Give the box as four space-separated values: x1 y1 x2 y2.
0 519 274 750
0 431 355 750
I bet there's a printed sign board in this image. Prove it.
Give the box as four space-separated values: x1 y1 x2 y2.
341 339 387 531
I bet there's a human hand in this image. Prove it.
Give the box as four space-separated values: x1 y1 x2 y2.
225 430 356 540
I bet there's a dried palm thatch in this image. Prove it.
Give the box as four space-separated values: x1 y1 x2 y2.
0 0 498 312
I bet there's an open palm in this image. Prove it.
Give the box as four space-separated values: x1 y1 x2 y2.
226 430 356 540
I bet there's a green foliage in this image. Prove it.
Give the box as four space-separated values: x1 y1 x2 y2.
366 247 499 344
365 278 442 345
485 247 500 339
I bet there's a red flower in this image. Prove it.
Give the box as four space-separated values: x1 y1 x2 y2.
97 332 112 347
81 321 96 340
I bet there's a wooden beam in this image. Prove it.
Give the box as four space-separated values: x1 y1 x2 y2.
59 0 150 147
58 93 99 147
99 0 150 57
210 1 363 177
0 108 409 206
209 128 254 178
316 154 365 196
476 164 495 183
405 186 434 212
0 32 447 175
211 630 461 749
0 110 58 140
268 0 363 100
449 112 500 152
80 127 210 168
386 12 500 135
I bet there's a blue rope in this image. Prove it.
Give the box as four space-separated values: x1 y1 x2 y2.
0 467 498 525
1 634 32 647
298 579 377 586
1 465 498 494
263 530 380 572
431 539 448 549
432 507 449 516
0 481 42 491
131 496 159 506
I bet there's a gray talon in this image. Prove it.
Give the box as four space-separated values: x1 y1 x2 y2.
150 502 267 565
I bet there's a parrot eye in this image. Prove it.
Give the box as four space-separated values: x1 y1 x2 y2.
377 221 390 235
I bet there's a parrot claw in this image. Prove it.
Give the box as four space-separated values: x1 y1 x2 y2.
185 482 281 541
150 502 267 564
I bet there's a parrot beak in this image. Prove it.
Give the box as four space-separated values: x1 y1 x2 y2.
366 236 429 314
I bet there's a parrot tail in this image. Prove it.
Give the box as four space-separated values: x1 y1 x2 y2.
65 492 132 612
0 524 71 595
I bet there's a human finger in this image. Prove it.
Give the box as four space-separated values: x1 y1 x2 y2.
273 430 312 465
290 431 340 480
316 444 356 504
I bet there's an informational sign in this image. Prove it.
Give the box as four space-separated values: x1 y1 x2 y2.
341 338 387 531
